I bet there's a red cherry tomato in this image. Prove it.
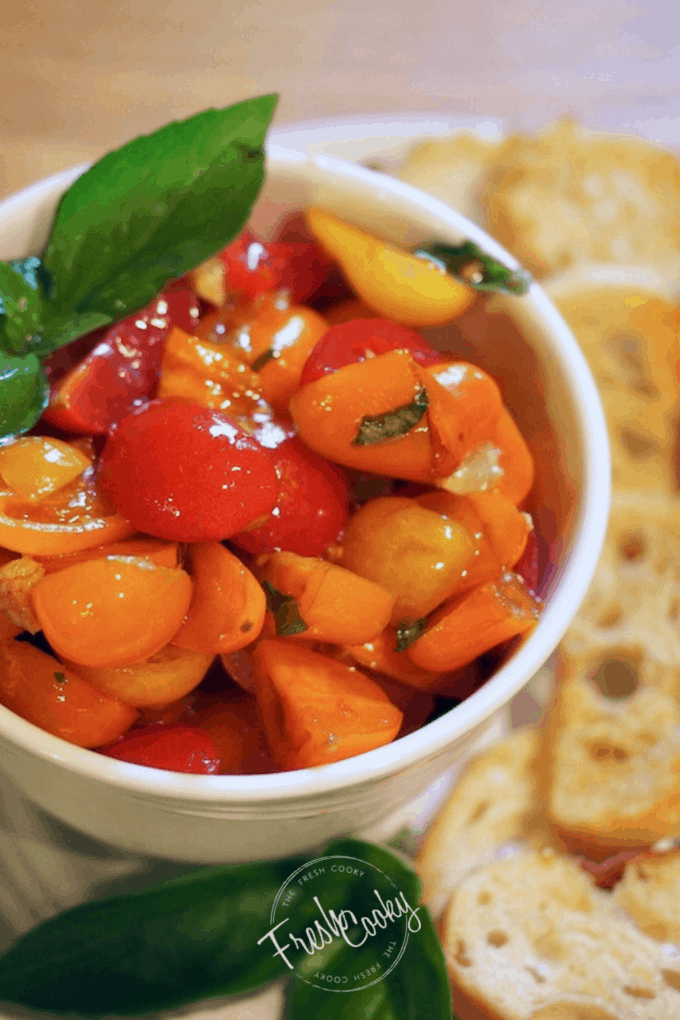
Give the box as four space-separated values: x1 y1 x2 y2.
299 319 441 387
514 529 552 597
99 400 279 543
219 230 332 305
43 284 200 435
232 424 349 556
100 723 220 773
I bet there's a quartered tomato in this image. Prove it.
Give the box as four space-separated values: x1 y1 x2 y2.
299 318 441 386
43 283 200 435
219 230 331 304
100 723 221 774
99 400 279 543
232 425 349 556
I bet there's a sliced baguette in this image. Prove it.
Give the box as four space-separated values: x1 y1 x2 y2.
416 728 543 918
543 667 680 851
614 850 680 944
443 847 680 1020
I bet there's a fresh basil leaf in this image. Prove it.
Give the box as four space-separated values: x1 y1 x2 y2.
284 837 452 1020
262 579 308 636
0 259 45 354
353 387 428 447
413 241 532 296
394 618 427 653
0 351 49 437
0 856 307 1017
42 94 278 343
252 346 276 372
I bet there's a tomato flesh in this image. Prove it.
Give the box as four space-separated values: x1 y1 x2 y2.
100 723 220 773
299 318 441 387
232 428 349 556
99 400 279 543
43 284 200 435
220 230 331 304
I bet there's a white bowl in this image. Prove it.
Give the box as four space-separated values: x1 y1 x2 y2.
0 144 610 863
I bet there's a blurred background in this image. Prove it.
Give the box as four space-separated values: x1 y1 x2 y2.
2 0 679 198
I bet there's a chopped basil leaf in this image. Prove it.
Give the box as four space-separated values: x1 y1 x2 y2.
251 347 276 372
413 240 532 296
353 387 428 447
261 580 308 636
394 618 427 652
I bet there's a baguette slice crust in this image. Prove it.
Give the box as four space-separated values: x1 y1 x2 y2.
614 850 680 944
479 118 680 279
417 728 542 918
443 848 680 1020
543 668 680 850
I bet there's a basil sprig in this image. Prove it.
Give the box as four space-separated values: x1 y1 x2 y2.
262 579 309 636
353 387 428 447
394 618 428 652
413 240 532 296
0 838 451 1020
0 94 277 439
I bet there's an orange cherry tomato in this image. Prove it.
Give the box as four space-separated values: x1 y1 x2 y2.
0 640 137 747
60 644 214 708
31 556 193 668
171 543 266 654
0 461 134 556
0 437 91 500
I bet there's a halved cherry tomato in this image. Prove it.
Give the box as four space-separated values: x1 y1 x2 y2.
191 693 275 774
232 427 349 557
299 319 440 387
100 723 220 773
218 230 331 304
0 461 134 556
99 400 279 543
43 284 200 434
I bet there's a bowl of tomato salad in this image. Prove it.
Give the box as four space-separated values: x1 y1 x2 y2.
0 112 609 863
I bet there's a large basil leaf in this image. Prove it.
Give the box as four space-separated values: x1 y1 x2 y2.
0 351 49 437
42 94 277 340
0 259 45 354
0 856 306 1017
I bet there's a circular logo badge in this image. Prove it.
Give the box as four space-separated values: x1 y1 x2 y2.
258 853 421 993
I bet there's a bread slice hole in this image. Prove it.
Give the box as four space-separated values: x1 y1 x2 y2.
618 427 658 459
662 969 680 992
468 800 489 824
590 657 638 698
668 598 680 622
453 938 472 967
589 743 629 762
597 607 623 628
525 966 546 984
487 930 509 947
622 985 656 999
617 531 647 561
477 890 492 905
609 332 659 398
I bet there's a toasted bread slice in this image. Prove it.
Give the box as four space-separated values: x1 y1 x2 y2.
543 284 680 491
416 728 542 918
614 850 680 944
543 667 680 851
561 490 680 701
480 118 680 280
397 130 501 224
443 847 680 1020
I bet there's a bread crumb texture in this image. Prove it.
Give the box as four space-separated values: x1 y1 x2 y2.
545 667 680 847
614 850 680 944
480 119 680 279
443 848 680 1020
416 729 543 918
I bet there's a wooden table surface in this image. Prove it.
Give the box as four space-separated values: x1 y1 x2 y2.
2 0 678 198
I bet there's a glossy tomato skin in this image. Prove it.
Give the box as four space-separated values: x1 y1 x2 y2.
100 724 220 773
99 400 279 543
220 230 331 305
43 283 200 435
299 318 441 387
232 424 349 556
